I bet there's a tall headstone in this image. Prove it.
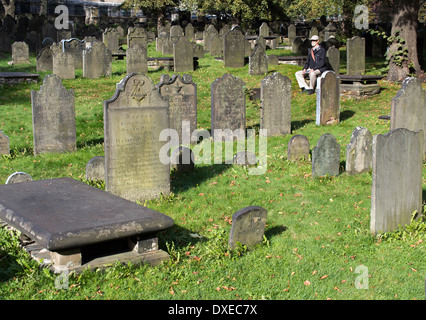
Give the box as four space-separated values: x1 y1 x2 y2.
259 22 270 38
370 128 423 235
223 27 245 68
345 127 373 174
0 130 10 156
211 73 246 140
156 31 168 52
173 36 194 72
311 133 340 178
346 36 365 75
127 26 147 49
288 24 296 44
185 23 194 41
36 47 53 72
103 28 119 53
103 74 170 203
204 25 218 53
83 40 112 79
390 77 426 160
228 206 267 249
31 74 76 155
126 44 148 74
209 33 222 57
287 135 310 162
249 44 268 75
260 72 291 136
11 41 30 64
158 74 197 146
316 71 340 125
52 46 75 80
326 46 340 74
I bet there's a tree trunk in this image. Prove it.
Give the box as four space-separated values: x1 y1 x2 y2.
387 0 425 82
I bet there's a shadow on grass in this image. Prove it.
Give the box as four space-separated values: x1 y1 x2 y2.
340 110 355 122
158 224 207 250
265 225 287 239
291 119 314 131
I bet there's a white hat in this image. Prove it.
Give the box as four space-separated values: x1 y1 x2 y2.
310 35 319 41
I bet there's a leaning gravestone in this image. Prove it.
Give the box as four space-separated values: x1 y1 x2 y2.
0 130 9 155
316 71 340 125
10 41 30 65
228 206 267 249
311 133 340 178
249 44 268 75
370 128 423 235
31 74 76 155
346 36 365 75
326 46 340 74
173 36 194 72
83 40 112 79
103 73 170 203
211 73 246 140
126 44 148 74
260 72 291 136
390 77 426 160
158 74 197 146
85 156 105 181
223 27 245 68
287 135 310 162
5 172 33 184
36 47 53 72
345 127 373 174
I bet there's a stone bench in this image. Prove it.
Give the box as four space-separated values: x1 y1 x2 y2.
0 72 39 85
337 75 384 96
0 177 174 272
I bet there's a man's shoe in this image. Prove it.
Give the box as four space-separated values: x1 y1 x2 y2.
300 88 308 93
306 89 315 95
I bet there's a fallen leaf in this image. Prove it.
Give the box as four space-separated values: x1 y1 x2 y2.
320 275 328 280
304 280 311 286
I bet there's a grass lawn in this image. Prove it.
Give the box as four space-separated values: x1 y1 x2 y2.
0 42 425 301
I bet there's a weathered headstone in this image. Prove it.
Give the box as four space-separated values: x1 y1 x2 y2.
193 44 204 59
103 28 119 53
36 47 53 72
158 74 197 146
204 25 218 52
390 77 426 160
85 156 105 181
249 44 268 75
326 46 340 74
0 130 10 155
287 135 310 162
346 36 365 75
288 24 296 44
57 30 71 42
267 54 279 65
173 36 194 72
156 31 168 52
10 41 30 65
316 71 340 125
260 72 291 136
291 36 304 55
126 44 148 74
223 27 245 68
211 73 246 140
209 33 222 56
259 22 270 38
345 127 373 174
31 74 76 155
63 38 85 69
324 22 337 41
5 172 33 184
170 146 195 173
370 128 423 235
311 133 340 177
185 23 194 41
127 26 147 49
52 43 75 79
170 25 184 44
103 73 170 203
228 206 267 249
83 40 112 79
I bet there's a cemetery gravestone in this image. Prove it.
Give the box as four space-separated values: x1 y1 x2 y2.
170 146 195 173
346 36 365 75
127 27 147 49
316 71 340 125
267 54 279 65
103 28 119 53
211 73 246 140
228 206 267 249
63 38 85 69
249 44 268 75
185 23 194 41
156 31 168 52
52 45 75 79
209 33 222 56
259 22 270 38
287 135 310 162
36 47 53 72
85 156 105 181
390 77 426 160
31 74 76 155
83 40 112 79
0 130 9 155
204 25 218 53
326 46 340 74
158 74 197 147
345 127 373 174
223 28 245 68
103 73 170 203
288 24 296 44
170 25 184 44
11 41 30 64
173 37 194 72
260 72 291 136
193 44 204 59
233 151 257 166
292 37 304 55
311 133 340 177
370 128 423 235
5 172 33 184
126 44 148 75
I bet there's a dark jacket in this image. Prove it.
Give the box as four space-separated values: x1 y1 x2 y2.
304 46 328 73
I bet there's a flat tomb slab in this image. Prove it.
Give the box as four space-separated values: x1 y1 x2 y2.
0 72 39 85
0 177 174 252
338 75 384 96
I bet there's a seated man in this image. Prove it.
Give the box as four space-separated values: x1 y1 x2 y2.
295 35 327 95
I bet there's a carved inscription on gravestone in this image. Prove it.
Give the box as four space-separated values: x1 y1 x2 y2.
104 74 170 203
31 74 76 155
